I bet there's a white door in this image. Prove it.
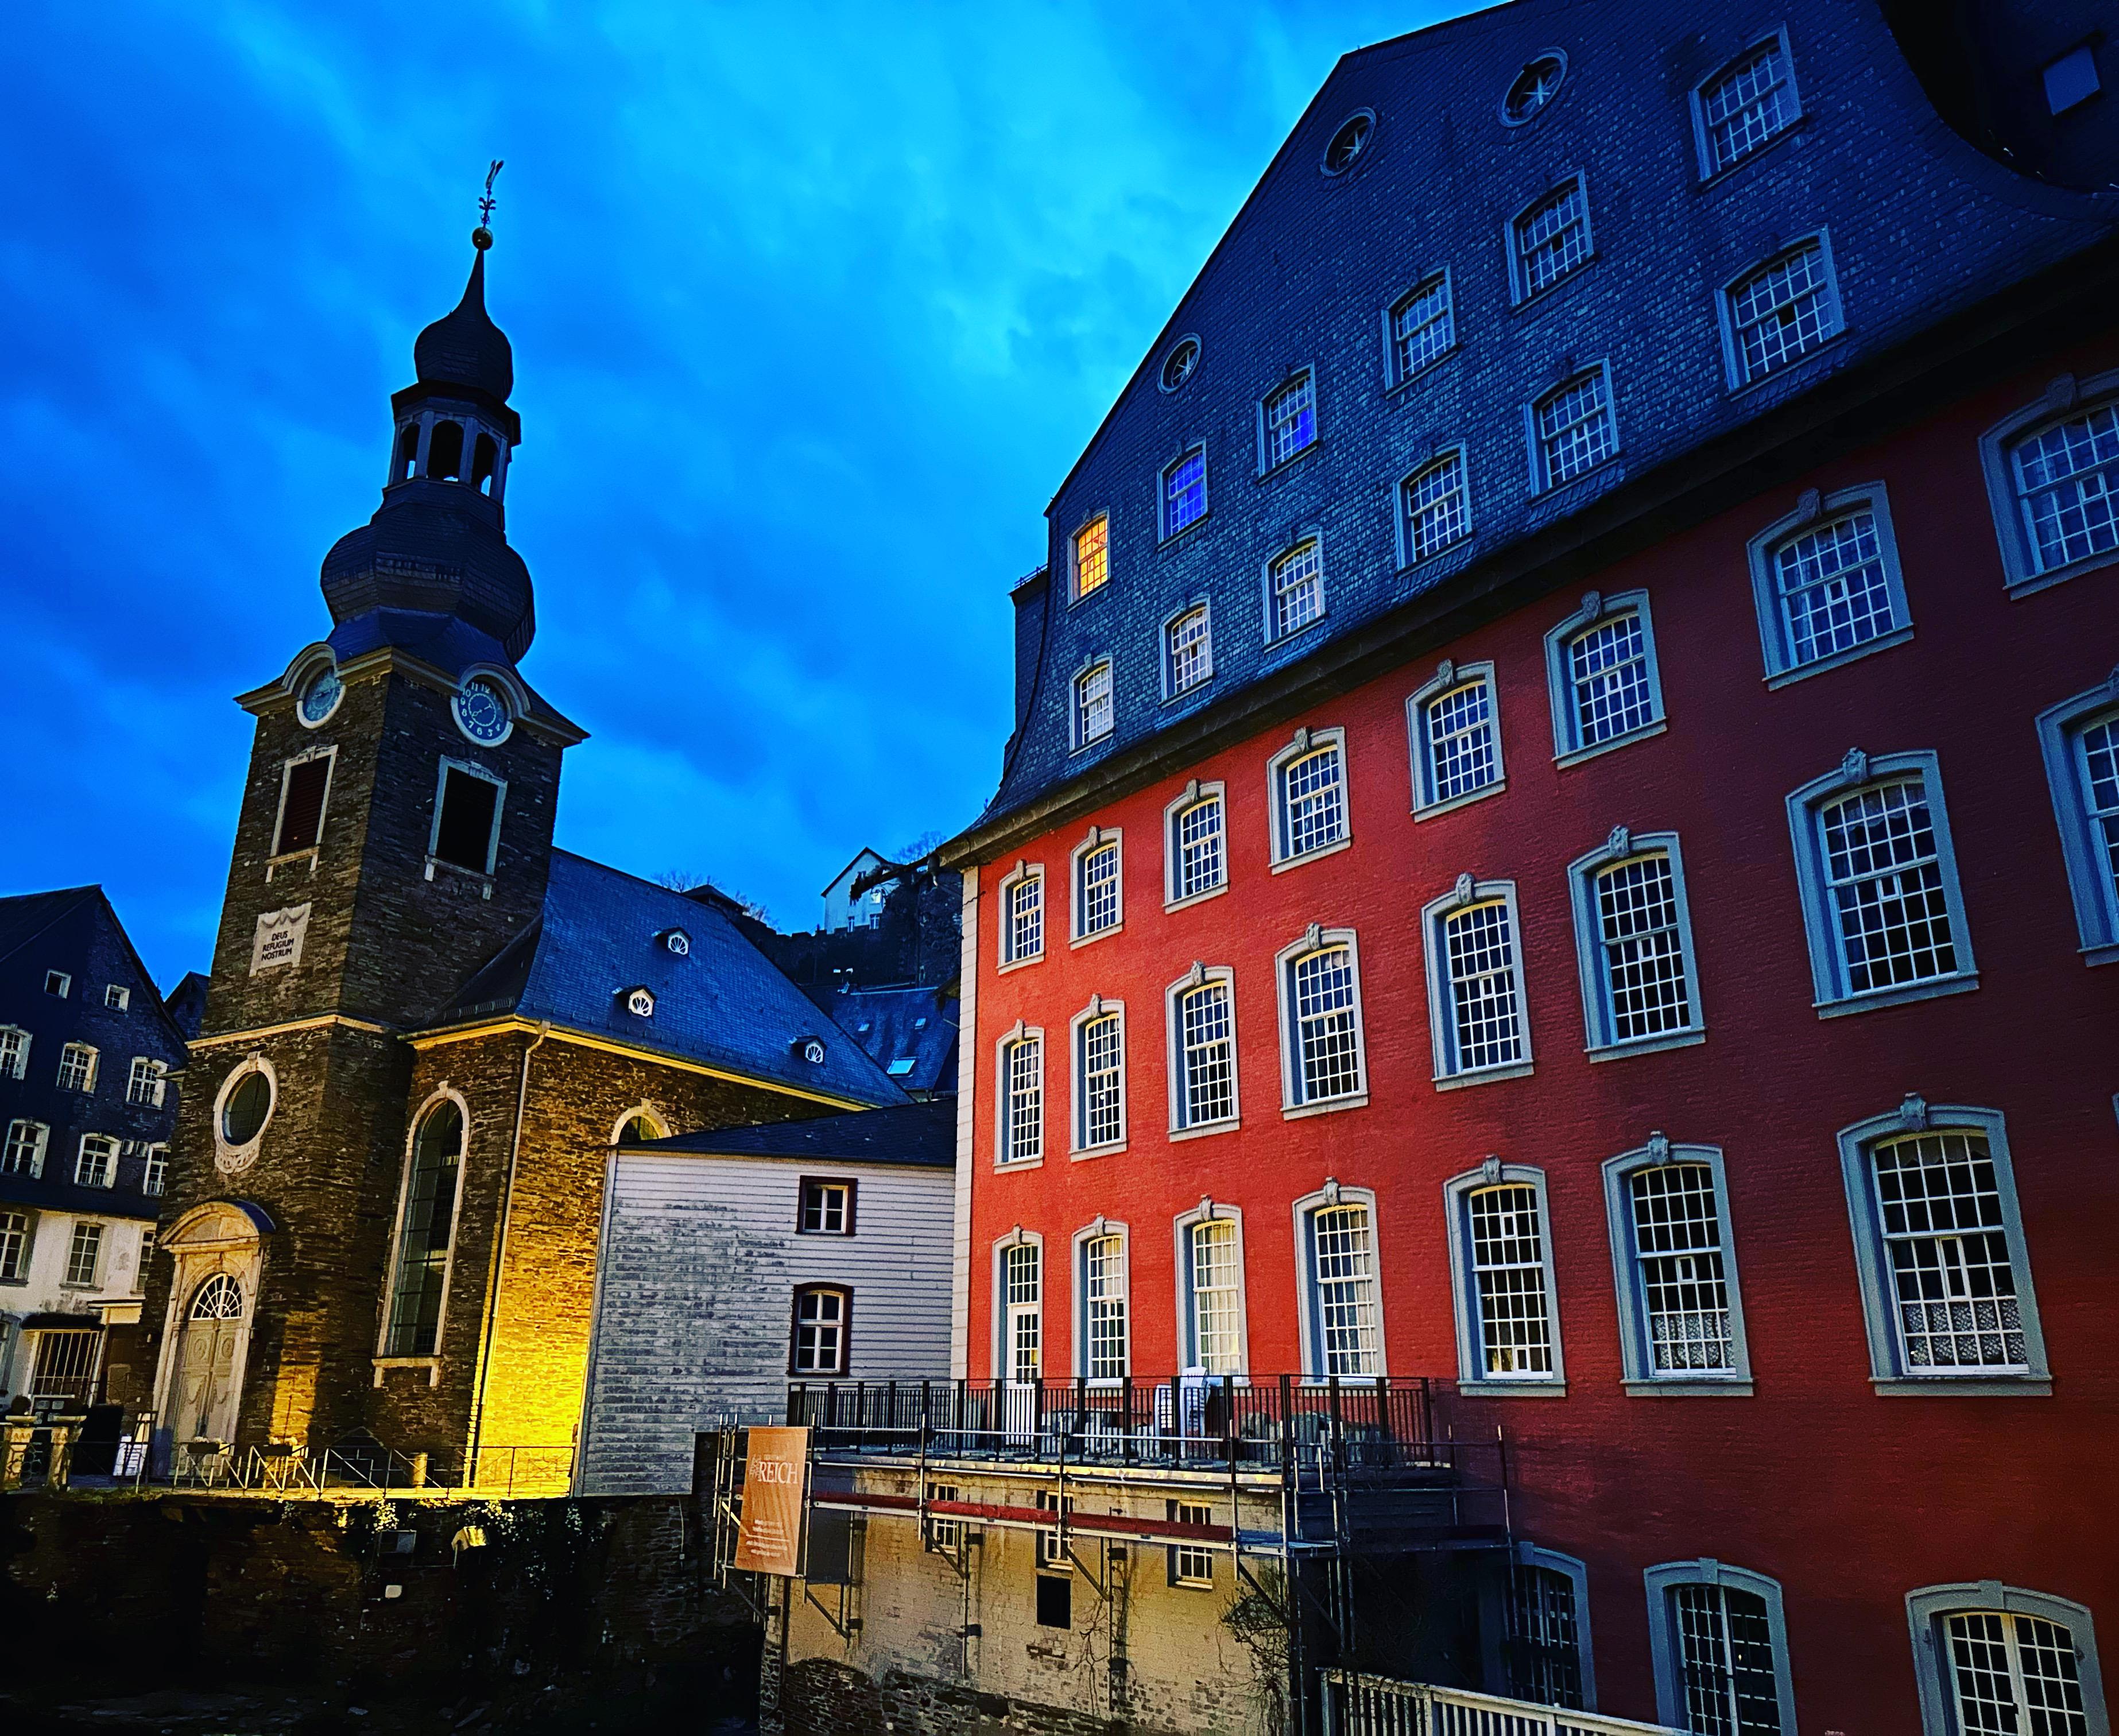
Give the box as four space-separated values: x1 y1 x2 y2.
178 1274 247 1441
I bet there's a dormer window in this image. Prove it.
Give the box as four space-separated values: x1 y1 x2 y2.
658 928 692 956
795 1036 828 1065
623 986 656 1017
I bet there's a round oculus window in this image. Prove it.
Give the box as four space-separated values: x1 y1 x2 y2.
454 677 511 745
1502 54 1567 124
1159 337 1200 393
299 667 343 726
1321 110 1374 175
220 1069 273 1148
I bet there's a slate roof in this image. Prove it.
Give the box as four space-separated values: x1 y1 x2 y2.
809 983 959 1096
433 851 908 1109
0 886 98 967
321 607 580 737
415 249 514 402
626 1097 956 1168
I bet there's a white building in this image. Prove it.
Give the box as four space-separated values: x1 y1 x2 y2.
819 848 895 933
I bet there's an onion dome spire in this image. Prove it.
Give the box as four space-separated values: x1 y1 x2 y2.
413 161 513 401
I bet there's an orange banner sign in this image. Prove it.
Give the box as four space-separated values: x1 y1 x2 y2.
734 1427 809 1576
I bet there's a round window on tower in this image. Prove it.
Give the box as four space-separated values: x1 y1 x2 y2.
297 666 344 728
214 1057 277 1174
453 676 513 746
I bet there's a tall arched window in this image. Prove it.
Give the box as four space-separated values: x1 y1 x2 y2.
383 1100 466 1357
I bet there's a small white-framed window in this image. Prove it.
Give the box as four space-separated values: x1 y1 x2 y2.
75 1134 119 1189
1165 603 1213 698
799 1178 855 1235
1275 927 1368 1113
1164 780 1228 908
1161 444 1208 540
1407 658 1505 819
1073 659 1114 749
0 1026 29 1080
1261 370 1318 470
1169 1501 1217 1588
1692 32 1802 178
1070 997 1127 1154
126 1056 168 1107
381 1094 468 1357
996 1233 1044 1382
1836 1099 2049 1394
0 1210 30 1282
1268 537 1325 641
45 971 71 998
1167 964 1239 1134
1907 1584 2107 1736
1293 1184 1384 1379
1421 879 1532 1087
1603 1138 1754 1393
142 1144 169 1196
995 1023 1045 1167
791 1285 851 1376
430 759 505 875
56 1043 99 1094
1070 827 1123 943
1567 830 1706 1059
1529 367 1618 493
2036 677 2119 964
1444 1161 1564 1391
1543 590 1665 765
1398 448 1470 568
1785 749 1977 1015
1175 1203 1247 1376
1508 1546 1597 1710
1746 485 1913 686
1267 727 1348 866
272 746 336 858
1510 177 1592 302
1072 513 1110 600
1073 1222 1129 1381
3 1119 49 1178
104 984 129 1011
998 863 1045 968
65 1221 105 1288
1979 370 2119 596
1722 234 1842 389
1645 1561 1797 1736
1386 273 1454 386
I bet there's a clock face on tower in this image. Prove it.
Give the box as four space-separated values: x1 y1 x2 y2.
453 677 512 745
297 668 343 727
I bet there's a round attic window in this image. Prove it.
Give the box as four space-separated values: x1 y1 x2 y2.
1159 337 1200 393
1502 53 1567 125
1321 110 1374 175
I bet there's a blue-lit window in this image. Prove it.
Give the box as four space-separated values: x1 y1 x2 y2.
1163 446 1207 538
1263 372 1317 469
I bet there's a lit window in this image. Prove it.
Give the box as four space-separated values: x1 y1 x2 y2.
1270 540 1324 639
1390 276 1453 382
1907 1586 2103 1736
3 1120 49 1177
0 1211 27 1282
1424 885 1530 1081
1171 1501 1216 1587
792 1286 850 1375
1568 836 1705 1055
1168 785 1226 904
1172 973 1237 1131
1074 1003 1125 1151
1074 661 1113 747
142 1145 168 1197
1410 662 1504 814
0 1026 28 1080
1502 55 1566 123
56 1043 98 1094
1074 835 1122 940
382 1099 465 1356
1726 238 1841 386
1163 446 1207 537
2036 685 2119 962
1280 935 1366 1109
1605 1142 1753 1388
1748 488 1911 683
126 1057 166 1107
800 1180 853 1234
1003 1241 1041 1381
1508 1556 1591 1710
1544 591 1665 761
1073 515 1110 599
65 1222 104 1288
2009 398 2119 578
1166 605 1212 696
1533 368 1616 489
1001 871 1043 966
1513 180 1591 300
1306 1199 1380 1376
1080 1234 1127 1380
1649 1568 1792 1736
1271 733 1346 863
75 1134 118 1189
1401 452 1469 565
1184 1215 1242 1374
1263 373 1316 468
1696 37 1799 176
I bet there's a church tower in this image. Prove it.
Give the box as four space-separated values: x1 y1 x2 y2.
148 208 586 1456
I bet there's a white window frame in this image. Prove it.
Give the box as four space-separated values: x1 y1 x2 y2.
64 1220 106 1288
1785 748 1978 1016
1069 826 1124 946
996 861 1045 970
993 1229 1045 1383
1166 963 1241 1137
1644 1560 1798 1736
126 1056 169 1107
1257 367 1319 473
1160 443 1209 541
1071 512 1111 602
1163 600 1215 700
1835 1098 2050 1395
993 1020 1045 1169
0 1026 29 1080
2036 673 2119 964
1745 483 1914 686
1526 364 1620 495
1906 1583 2109 1736
1071 1218 1131 1384
1420 878 1534 1089
1382 270 1456 389
1169 1501 1218 1589
791 1284 853 1377
1263 530 1328 644
45 971 71 998
1542 589 1667 766
1068 995 1128 1156
104 984 129 1011
428 757 506 877
142 1143 169 1196
3 1119 50 1179
1718 230 1845 392
1291 1181 1387 1381
1164 779 1229 910
1506 175 1595 304
0 1208 33 1282
75 1134 119 1190
1978 369 2119 596
1072 658 1114 751
56 1043 99 1094
1443 1160 1566 1394
1690 28 1803 180
1396 447 1473 570
1172 1201 1250 1377
1407 658 1506 820
1602 1138 1754 1394
1275 926 1369 1117
1566 828 1707 1060
270 743 339 860
1266 726 1350 869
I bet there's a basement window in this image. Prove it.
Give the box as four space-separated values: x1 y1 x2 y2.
431 762 504 874
1035 1574 1071 1629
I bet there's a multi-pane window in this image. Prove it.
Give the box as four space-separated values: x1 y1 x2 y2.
142 1145 168 1197
1871 1132 2025 1374
1465 1184 1554 1378
1002 1034 1043 1164
1035 1489 1074 1570
56 1043 97 1094
1566 611 1657 748
1439 899 1527 1075
1535 369 1616 488
1163 446 1207 537
792 1286 850 1375
1277 740 1346 859
1592 852 1695 1043
1270 540 1324 638
0 1211 27 1282
2009 398 2119 576
1264 373 1317 468
1391 276 1453 382
1629 1164 1736 1375
75 1135 118 1189
1728 241 1841 386
1005 1242 1041 1382
1175 980 1235 1129
1073 515 1110 599
1514 180 1591 299
65 1222 104 1288
105 985 129 1010
0 1026 26 1079
1075 660 1113 747
2 1120 47 1177
1076 1010 1125 1149
1669 1582 1785 1736
1819 778 1959 994
1076 840 1121 939
126 1057 166 1106
1942 1609 2091 1736
1289 944 1363 1106
1004 873 1043 965
1417 671 1500 808
800 1180 853 1234
1082 1234 1127 1380
1171 1502 1216 1587
1772 509 1897 668
1187 1218 1241 1374
1167 605 1212 695
1699 38 1798 176
382 1100 464 1357
927 1482 961 1551
1402 452 1469 564
2078 715 2119 920
1310 1203 1380 1376
1173 792 1225 901
1509 1565 1586 1710
2040 693 2119 958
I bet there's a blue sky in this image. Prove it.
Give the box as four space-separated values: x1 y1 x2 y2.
1 0 1456 987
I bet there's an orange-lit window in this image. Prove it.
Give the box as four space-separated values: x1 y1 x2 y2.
1074 517 1110 599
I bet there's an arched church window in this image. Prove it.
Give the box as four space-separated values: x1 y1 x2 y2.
382 1100 466 1357
395 423 420 482
471 433 499 495
191 1273 245 1320
427 420 465 482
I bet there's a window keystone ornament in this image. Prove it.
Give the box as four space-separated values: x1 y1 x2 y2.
1896 1092 1930 1131
1322 1177 1342 1206
1606 824 1632 859
1839 747 1869 786
1292 726 1312 753
1579 590 1603 621
1435 658 1455 688
1794 487 1822 526
2045 374 2079 412
1452 871 1477 908
1304 922 1324 952
1198 1195 1216 1219
1186 960 1206 989
1479 1154 1503 1183
1647 1130 1671 1162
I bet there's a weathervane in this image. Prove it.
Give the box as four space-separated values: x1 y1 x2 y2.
472 159 504 250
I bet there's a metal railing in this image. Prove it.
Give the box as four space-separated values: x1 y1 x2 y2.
164 1442 576 1495
1321 1675 1678 1736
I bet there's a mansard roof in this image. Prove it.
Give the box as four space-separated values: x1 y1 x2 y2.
432 851 909 1109
625 1096 955 1168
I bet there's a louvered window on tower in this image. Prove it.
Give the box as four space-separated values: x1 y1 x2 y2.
274 757 332 856
433 766 502 873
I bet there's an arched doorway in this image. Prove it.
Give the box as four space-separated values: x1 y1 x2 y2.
150 1200 270 1464
176 1274 246 1441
